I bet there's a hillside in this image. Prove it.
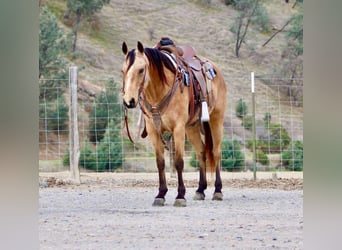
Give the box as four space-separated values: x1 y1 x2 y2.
41 0 303 169
47 0 297 79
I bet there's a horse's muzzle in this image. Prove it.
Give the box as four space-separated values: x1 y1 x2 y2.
123 98 136 109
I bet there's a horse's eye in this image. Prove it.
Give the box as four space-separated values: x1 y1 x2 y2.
138 68 144 74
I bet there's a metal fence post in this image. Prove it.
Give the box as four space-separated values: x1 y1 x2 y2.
69 66 80 184
251 72 257 181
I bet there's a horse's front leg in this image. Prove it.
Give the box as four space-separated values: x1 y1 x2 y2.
173 127 186 207
153 149 168 206
147 126 168 206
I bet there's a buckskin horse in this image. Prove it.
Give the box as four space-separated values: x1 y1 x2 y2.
121 38 227 207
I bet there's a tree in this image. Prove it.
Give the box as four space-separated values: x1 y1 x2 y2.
66 0 110 52
274 2 303 105
285 3 303 56
47 96 69 133
39 6 67 79
281 140 303 171
262 1 302 55
39 7 69 143
96 120 123 171
235 98 248 118
230 0 270 57
39 7 68 101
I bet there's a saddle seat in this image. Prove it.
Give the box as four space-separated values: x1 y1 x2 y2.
177 45 202 71
158 43 202 71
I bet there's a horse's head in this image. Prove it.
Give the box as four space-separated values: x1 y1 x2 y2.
121 41 148 108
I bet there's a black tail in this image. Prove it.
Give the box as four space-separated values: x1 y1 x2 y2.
203 121 215 173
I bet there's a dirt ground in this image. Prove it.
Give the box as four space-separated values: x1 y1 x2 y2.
39 172 303 249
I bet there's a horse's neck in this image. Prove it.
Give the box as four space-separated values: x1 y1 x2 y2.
144 69 173 105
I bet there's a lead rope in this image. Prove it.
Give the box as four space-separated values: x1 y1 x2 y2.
124 107 135 144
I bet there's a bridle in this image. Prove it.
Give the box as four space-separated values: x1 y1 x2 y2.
122 65 147 144
122 54 182 145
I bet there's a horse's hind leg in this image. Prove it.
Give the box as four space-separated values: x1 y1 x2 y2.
186 125 207 200
173 126 187 207
210 112 225 201
212 161 223 200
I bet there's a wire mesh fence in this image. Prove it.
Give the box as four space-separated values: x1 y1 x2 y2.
39 73 303 173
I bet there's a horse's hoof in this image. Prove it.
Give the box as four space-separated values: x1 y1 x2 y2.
152 198 165 206
212 192 223 201
193 192 205 200
174 199 186 207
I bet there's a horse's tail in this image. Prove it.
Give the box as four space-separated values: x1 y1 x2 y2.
203 121 215 173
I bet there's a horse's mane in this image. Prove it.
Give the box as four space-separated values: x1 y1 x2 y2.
126 47 177 85
144 48 177 84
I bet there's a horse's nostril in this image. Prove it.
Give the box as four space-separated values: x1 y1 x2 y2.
129 98 135 107
124 98 136 108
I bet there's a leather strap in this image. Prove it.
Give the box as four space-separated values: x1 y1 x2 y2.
124 107 135 144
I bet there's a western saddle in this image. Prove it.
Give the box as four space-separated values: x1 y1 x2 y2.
136 37 216 142
155 37 216 124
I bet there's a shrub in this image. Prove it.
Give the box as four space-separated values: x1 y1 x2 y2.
263 112 271 126
62 148 69 166
79 140 97 170
235 98 248 118
242 115 253 130
221 138 245 171
190 138 244 171
190 151 199 169
40 96 69 133
96 120 123 171
246 123 291 154
281 140 303 171
88 80 122 143
223 0 236 5
258 123 291 153
68 120 124 172
256 149 269 166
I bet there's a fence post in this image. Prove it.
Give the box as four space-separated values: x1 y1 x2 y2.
69 66 80 184
251 72 257 181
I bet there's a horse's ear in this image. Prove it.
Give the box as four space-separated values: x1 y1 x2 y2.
122 42 128 55
137 41 144 54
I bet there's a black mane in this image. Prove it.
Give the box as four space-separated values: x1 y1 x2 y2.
125 47 176 84
144 48 177 84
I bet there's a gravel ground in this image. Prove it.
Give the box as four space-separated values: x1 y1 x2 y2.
39 172 303 249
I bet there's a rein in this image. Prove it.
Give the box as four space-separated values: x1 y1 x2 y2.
124 107 135 144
